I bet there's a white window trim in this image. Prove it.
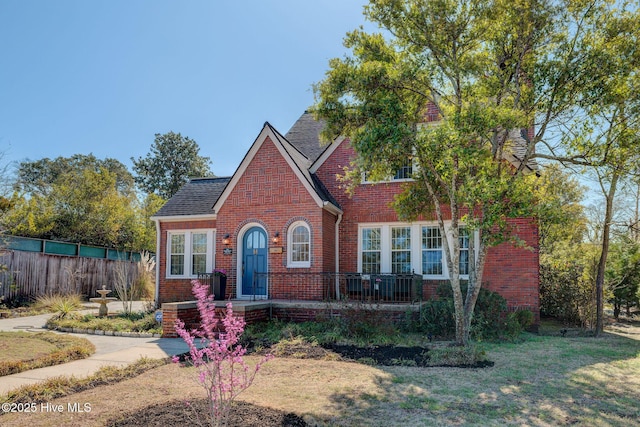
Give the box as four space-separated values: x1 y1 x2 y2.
166 229 215 279
357 222 478 279
287 221 311 268
361 158 418 184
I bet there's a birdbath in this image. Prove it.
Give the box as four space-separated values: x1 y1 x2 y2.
89 286 118 317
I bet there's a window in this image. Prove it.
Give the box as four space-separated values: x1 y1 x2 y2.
358 223 476 278
391 227 411 273
191 232 207 276
459 228 470 275
362 158 415 183
170 234 185 275
288 222 311 268
393 161 413 180
361 227 381 274
422 226 443 275
167 230 214 278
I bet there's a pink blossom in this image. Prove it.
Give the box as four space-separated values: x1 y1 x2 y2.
174 279 273 427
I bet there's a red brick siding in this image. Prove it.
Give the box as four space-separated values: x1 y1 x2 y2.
322 209 337 272
215 136 330 299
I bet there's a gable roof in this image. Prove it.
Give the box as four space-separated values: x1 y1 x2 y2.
284 111 329 162
212 121 342 215
151 177 230 219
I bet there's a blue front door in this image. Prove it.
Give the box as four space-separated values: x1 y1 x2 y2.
242 227 267 297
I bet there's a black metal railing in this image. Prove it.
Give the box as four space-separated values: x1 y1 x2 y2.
251 271 423 304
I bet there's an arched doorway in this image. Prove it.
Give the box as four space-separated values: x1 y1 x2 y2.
240 226 268 299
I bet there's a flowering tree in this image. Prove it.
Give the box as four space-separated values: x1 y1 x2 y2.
173 280 272 427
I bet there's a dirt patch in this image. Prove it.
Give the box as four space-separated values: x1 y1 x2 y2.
109 400 308 427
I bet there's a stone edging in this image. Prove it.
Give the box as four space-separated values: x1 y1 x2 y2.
54 327 162 338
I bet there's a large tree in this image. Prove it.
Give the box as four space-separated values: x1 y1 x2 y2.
2 154 156 251
15 154 135 196
132 131 212 199
314 0 619 344
3 167 140 248
554 5 640 335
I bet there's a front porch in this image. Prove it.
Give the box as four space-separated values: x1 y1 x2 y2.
160 271 425 337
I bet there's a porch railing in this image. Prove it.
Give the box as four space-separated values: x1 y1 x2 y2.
252 272 423 303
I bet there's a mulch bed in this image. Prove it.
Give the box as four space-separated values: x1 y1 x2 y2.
322 343 494 368
323 343 431 366
108 400 308 427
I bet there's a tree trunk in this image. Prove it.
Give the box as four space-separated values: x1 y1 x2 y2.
462 236 487 345
595 170 619 336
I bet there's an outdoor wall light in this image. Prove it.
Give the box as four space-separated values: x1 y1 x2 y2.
272 232 280 244
222 234 231 246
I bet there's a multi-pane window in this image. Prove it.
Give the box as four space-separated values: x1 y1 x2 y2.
422 226 443 275
167 230 214 278
459 228 470 275
170 234 185 275
361 227 381 274
393 161 413 180
288 222 310 267
358 223 475 277
191 232 208 275
391 227 412 273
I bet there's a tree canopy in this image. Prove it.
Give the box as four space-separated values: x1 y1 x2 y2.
313 0 635 344
14 154 134 196
132 131 212 199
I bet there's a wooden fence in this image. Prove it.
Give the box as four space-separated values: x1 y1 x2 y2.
0 250 148 303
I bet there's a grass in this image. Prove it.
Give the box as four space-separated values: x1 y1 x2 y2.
1 319 639 426
0 331 95 376
0 357 168 405
46 311 162 335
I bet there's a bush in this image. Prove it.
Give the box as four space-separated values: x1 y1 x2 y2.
337 301 400 344
416 299 455 339
413 282 525 342
35 293 83 319
539 245 598 327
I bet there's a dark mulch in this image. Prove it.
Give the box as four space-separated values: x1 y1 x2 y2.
108 400 308 427
323 343 431 366
322 343 494 368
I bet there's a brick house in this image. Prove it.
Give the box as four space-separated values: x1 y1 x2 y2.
151 112 539 320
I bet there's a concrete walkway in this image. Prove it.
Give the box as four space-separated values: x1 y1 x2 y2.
0 301 191 397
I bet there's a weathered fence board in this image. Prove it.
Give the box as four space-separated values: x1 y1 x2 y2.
0 250 147 303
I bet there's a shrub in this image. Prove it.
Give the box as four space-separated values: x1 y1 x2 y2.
36 293 83 319
416 299 455 339
414 282 524 341
539 246 598 327
513 309 534 329
336 301 400 344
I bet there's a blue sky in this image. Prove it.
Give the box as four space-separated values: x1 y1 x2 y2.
0 1 372 178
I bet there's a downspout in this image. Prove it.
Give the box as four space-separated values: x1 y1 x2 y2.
154 219 161 309
335 212 343 299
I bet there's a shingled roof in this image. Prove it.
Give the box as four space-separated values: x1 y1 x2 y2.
284 111 328 163
152 177 230 218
